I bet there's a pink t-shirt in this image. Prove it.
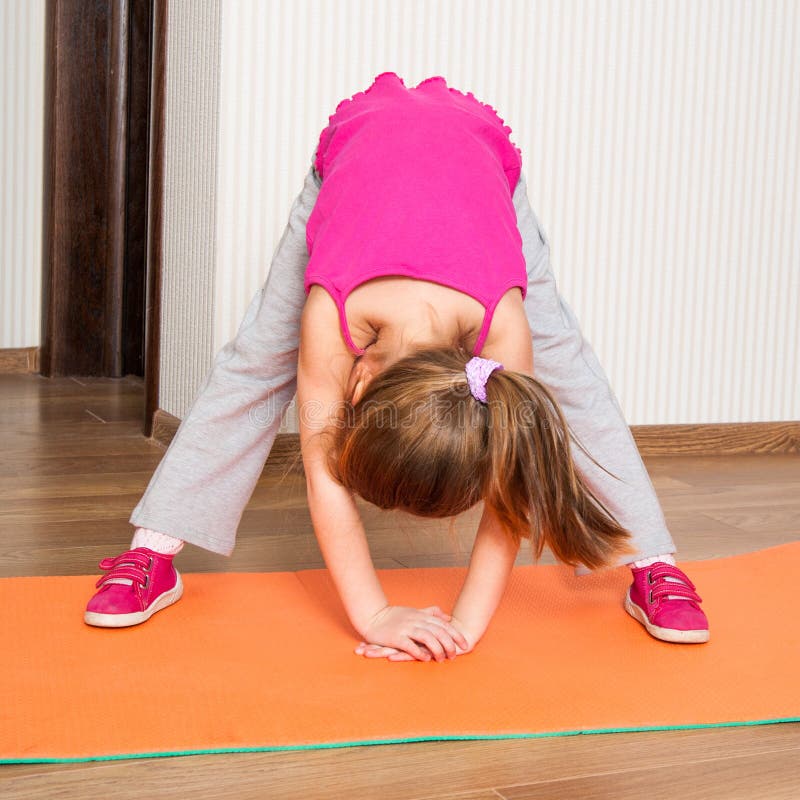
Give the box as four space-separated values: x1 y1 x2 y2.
304 71 527 356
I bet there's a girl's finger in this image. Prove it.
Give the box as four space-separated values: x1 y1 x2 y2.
420 617 470 651
411 627 448 662
400 636 432 661
387 651 415 661
420 622 459 658
356 645 397 658
390 642 434 662
357 643 397 653
364 647 399 658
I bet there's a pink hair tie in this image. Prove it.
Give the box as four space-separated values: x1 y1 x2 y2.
465 356 504 403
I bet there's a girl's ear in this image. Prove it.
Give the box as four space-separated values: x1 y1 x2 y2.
346 359 374 405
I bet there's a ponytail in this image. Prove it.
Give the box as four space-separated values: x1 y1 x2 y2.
481 370 637 570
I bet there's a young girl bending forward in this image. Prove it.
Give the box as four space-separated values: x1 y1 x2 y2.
85 73 708 658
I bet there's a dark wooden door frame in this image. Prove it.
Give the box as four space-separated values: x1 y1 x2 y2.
142 0 166 436
40 0 166 435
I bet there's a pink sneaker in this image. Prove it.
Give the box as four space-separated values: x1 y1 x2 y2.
625 561 709 644
84 547 183 628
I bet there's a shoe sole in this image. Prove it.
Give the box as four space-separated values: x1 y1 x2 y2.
84 573 184 628
624 588 709 644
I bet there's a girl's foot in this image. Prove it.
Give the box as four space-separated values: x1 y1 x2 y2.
625 561 709 643
84 547 183 628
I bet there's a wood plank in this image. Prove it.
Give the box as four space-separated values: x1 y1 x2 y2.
656 484 800 512
415 793 503 800
631 421 800 456
497 744 800 799
644 453 800 486
3 725 798 800
0 472 160 501
0 347 40 373
0 455 162 479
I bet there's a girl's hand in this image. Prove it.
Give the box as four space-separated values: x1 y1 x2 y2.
357 605 470 662
355 610 476 662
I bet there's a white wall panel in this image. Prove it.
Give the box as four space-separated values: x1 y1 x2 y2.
1 1 45 348
159 0 221 416
190 0 799 424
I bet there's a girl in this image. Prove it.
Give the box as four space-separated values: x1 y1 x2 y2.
85 72 708 659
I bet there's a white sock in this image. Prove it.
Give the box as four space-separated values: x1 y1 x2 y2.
630 552 684 600
104 528 184 586
631 553 676 568
132 527 185 555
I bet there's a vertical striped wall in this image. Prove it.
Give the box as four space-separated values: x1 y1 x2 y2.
1 1 45 349
159 0 221 417
208 0 799 426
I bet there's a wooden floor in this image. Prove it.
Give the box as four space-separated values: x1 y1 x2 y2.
1 373 798 799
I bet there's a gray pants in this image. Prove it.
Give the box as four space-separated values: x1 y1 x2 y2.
130 153 676 575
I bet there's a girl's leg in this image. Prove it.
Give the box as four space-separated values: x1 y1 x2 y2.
512 171 677 575
128 159 322 556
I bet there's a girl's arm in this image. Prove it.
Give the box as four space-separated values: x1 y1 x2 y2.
298 289 389 635
305 467 389 636
450 503 521 646
298 289 469 659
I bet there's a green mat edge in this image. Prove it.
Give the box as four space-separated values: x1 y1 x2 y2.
5 716 798 764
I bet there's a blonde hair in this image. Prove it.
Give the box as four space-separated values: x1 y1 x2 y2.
320 345 637 570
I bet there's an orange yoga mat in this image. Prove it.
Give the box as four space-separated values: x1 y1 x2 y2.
2 542 799 763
